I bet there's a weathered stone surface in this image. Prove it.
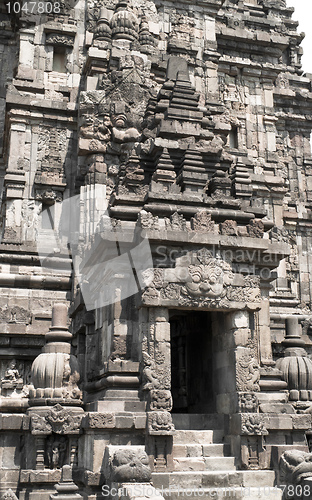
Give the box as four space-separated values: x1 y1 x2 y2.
0 0 312 496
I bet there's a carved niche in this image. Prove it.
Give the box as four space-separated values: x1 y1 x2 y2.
46 434 68 469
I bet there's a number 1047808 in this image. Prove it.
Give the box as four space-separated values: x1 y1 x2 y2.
6 2 61 14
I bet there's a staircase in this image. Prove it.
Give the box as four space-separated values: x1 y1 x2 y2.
152 414 282 499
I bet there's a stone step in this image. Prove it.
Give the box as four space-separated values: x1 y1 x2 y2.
152 470 277 490
173 456 236 472
172 413 226 430
173 429 224 445
203 443 231 457
172 443 231 458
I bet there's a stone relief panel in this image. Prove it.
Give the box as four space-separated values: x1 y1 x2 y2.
236 350 261 393
30 404 83 435
238 393 258 413
141 249 261 309
142 347 170 392
0 359 32 398
148 389 173 412
147 411 174 435
240 414 268 436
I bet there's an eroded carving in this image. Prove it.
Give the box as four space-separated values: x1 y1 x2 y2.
148 411 174 435
238 393 258 413
110 448 152 483
148 389 173 411
31 405 82 435
46 435 68 469
280 450 312 486
190 211 215 233
165 212 187 232
241 415 268 435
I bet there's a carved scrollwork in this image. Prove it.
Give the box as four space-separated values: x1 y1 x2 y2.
280 450 312 486
45 33 75 46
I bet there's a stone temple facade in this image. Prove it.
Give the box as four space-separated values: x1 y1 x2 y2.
2 0 312 498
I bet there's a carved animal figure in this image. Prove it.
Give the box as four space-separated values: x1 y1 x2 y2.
280 450 312 485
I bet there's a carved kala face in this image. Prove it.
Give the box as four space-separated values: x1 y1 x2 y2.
186 263 224 297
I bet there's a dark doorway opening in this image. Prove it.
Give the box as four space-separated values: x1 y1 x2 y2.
170 310 215 414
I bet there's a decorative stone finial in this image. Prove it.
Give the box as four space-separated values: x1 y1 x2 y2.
110 0 139 42
29 303 82 404
276 317 312 401
94 7 112 41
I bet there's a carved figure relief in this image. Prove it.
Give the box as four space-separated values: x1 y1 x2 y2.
238 393 258 413
0 359 29 398
236 352 260 392
148 411 174 435
46 434 68 469
142 249 261 308
190 211 215 233
142 351 170 391
184 256 225 298
149 389 173 411
137 210 159 230
3 360 22 383
241 415 268 436
165 212 187 232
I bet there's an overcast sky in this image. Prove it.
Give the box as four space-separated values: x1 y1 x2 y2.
288 0 312 73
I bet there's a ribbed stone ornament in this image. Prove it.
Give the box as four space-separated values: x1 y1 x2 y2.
29 304 82 405
94 7 112 41
276 317 312 401
110 0 139 41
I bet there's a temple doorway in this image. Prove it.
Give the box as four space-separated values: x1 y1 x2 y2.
170 310 215 414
